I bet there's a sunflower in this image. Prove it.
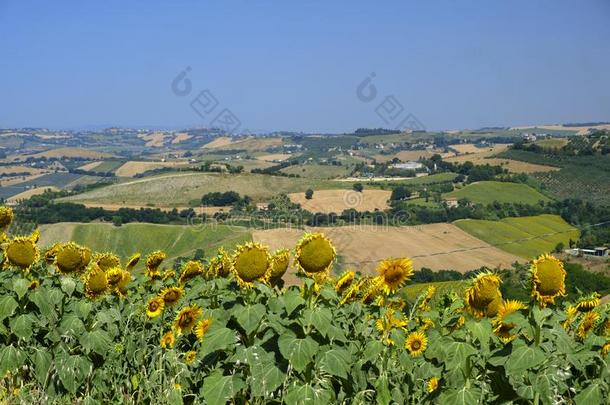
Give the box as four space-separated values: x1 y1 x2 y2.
427 377 439 393
339 282 360 305
105 267 124 290
116 269 131 297
179 260 204 284
29 279 40 290
160 331 175 349
54 242 89 273
418 317 435 332
335 270 356 293
376 309 407 335
294 233 336 276
83 264 109 299
361 278 383 304
0 206 14 230
3 234 39 271
530 254 566 307
145 251 166 279
562 305 578 330
464 272 503 318
417 286 436 311
375 258 414 295
126 253 141 271
405 331 428 357
575 293 600 313
195 319 213 340
602 341 610 357
492 300 526 343
184 351 197 365
207 247 232 278
231 242 272 288
160 286 184 307
174 305 202 335
269 249 290 283
94 252 121 271
44 243 61 265
450 315 466 331
146 297 165 318
162 270 176 281
576 311 600 339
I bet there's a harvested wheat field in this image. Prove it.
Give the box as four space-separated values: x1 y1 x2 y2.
288 189 391 213
257 153 294 162
171 132 191 144
202 136 233 149
446 144 557 173
476 158 559 173
138 132 167 147
115 161 190 177
253 223 521 284
7 186 59 203
0 165 48 175
10 148 114 161
77 161 103 171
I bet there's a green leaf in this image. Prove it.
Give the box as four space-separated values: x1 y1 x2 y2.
284 384 332 405
362 340 384 364
375 373 391 405
54 352 92 394
0 295 18 321
80 330 112 357
0 345 25 377
532 306 552 324
12 278 29 300
283 289 305 316
10 314 34 340
30 349 52 385
60 277 76 296
442 340 476 369
235 303 265 336
438 387 482 405
30 289 57 322
465 318 492 352
278 335 319 372
319 349 351 379
201 373 244 405
199 327 237 357
249 361 285 397
304 307 332 337
505 345 546 373
59 314 86 336
574 381 603 405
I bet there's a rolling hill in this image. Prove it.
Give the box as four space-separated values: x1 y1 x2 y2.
454 214 579 258
444 181 551 205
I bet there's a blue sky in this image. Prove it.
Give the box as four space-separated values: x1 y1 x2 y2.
1 0 609 132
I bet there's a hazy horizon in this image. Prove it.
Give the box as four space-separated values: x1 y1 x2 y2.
1 0 609 132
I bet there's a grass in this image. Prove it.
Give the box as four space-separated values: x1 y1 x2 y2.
59 172 357 206
454 214 579 259
40 222 252 265
93 160 125 173
444 181 551 205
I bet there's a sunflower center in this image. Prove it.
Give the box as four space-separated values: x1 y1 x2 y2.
411 341 421 350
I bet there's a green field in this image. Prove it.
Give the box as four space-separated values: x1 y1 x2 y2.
454 214 579 258
39 222 251 265
59 172 357 206
280 164 350 179
444 181 551 205
93 160 126 173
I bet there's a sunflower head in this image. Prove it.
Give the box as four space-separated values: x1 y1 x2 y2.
195 318 213 340
405 331 428 357
492 300 526 343
464 272 503 318
295 233 336 276
375 258 414 295
232 242 271 288
0 206 14 230
82 263 109 299
174 304 202 335
160 286 184 307
29 279 40 290
94 252 121 271
418 286 436 311
269 249 290 282
427 377 439 393
575 292 600 313
126 253 141 270
162 270 176 281
179 260 204 284
146 296 165 318
602 341 610 357
577 311 600 340
44 243 61 265
55 242 89 273
160 331 175 349
184 351 197 365
145 251 166 279
335 270 356 293
105 267 124 289
361 278 383 304
3 234 39 270
530 254 566 307
207 247 232 278
116 269 131 297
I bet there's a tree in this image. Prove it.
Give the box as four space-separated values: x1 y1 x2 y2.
305 189 314 200
353 183 364 192
554 242 565 253
112 216 123 227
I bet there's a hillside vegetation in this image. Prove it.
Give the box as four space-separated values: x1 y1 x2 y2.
444 181 551 205
454 214 579 258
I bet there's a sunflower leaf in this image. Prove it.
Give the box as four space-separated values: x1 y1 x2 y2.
278 334 319 372
12 278 29 300
201 372 244 405
505 344 546 373
0 295 18 322
234 303 265 336
319 348 351 379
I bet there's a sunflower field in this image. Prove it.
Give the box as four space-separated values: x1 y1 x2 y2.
0 206 609 404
